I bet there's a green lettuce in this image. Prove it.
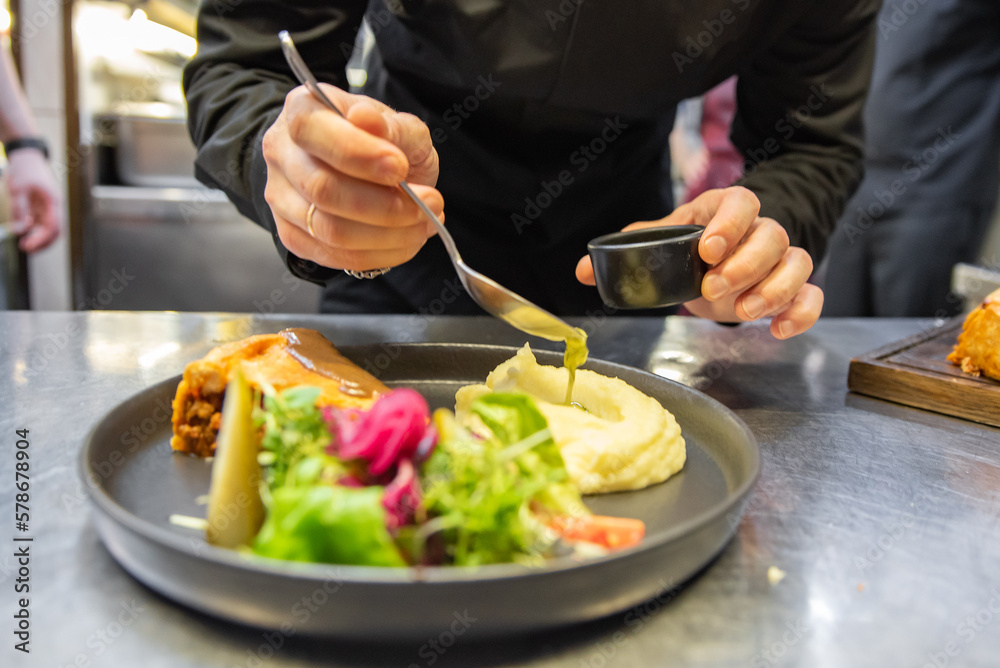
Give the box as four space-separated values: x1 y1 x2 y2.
420 393 586 566
252 484 405 567
255 386 342 490
470 393 585 517
250 386 404 567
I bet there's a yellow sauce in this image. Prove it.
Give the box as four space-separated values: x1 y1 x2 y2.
563 328 589 406
497 303 589 406
455 344 686 493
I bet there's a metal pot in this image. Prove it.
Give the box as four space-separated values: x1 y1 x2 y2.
0 171 31 310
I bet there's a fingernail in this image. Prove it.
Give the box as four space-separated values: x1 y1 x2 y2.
742 294 766 320
703 235 727 262
778 321 794 339
378 156 405 181
703 275 730 300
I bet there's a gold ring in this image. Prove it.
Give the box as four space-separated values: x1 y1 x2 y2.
305 203 317 238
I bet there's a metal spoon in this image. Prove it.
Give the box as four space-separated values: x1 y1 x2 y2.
278 30 580 344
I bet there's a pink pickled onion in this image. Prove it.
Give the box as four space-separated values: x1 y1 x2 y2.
337 474 365 488
382 459 420 529
323 388 437 476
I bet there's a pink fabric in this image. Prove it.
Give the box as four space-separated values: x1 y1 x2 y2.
685 77 745 202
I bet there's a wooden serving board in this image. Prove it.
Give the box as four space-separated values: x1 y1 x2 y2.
848 320 1000 428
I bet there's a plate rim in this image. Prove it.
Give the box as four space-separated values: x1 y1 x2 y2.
80 342 760 584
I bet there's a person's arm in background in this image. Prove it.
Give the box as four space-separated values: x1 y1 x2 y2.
0 41 61 253
731 0 879 263
183 1 441 282
579 0 877 339
685 0 878 335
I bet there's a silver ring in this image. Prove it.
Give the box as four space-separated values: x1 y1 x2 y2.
344 268 392 279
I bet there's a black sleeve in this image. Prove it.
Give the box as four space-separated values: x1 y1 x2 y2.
731 0 879 261
182 0 366 283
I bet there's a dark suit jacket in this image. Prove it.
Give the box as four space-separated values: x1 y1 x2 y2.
184 0 878 315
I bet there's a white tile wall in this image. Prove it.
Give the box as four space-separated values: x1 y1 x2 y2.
17 0 72 310
27 111 71 309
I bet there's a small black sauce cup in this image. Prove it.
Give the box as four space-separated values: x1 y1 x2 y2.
587 225 709 309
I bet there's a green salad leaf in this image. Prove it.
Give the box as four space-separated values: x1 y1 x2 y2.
244 386 585 569
255 386 343 490
420 393 587 566
252 484 405 566
251 386 407 567
471 393 586 518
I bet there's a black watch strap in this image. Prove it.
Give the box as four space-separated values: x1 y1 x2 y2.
3 137 49 159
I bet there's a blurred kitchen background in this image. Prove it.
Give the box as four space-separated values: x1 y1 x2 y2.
1 0 998 313
2 0 319 312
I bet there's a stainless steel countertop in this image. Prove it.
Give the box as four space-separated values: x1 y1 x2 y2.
3 312 999 668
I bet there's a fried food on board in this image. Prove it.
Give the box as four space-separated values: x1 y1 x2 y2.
948 288 1000 382
171 328 387 456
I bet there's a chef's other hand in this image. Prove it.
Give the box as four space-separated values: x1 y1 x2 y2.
263 84 443 273
575 186 823 339
6 148 62 253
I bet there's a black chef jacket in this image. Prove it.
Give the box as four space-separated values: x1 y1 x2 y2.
184 0 878 316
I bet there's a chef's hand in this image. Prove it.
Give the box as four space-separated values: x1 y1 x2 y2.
262 84 443 272
6 148 62 253
575 187 823 339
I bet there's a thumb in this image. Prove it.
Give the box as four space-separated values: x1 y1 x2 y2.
575 255 596 286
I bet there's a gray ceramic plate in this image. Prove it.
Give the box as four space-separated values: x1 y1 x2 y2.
80 343 759 640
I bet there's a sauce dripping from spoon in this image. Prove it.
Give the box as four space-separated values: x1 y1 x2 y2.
563 328 589 407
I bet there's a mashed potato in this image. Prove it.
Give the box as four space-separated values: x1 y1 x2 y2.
455 345 685 494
